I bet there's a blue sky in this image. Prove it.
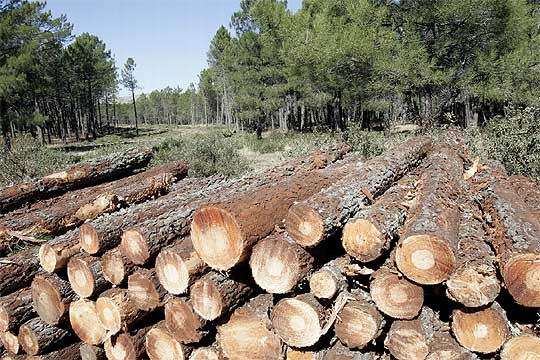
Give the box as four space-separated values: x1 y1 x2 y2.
45 0 302 96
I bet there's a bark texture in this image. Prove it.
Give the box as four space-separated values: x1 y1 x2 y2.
18 317 72 355
0 288 35 332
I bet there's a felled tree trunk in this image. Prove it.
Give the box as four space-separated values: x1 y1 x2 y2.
95 288 146 335
67 255 109 298
69 299 107 346
104 325 151 360
285 136 431 248
0 288 35 332
29 342 81 360
189 345 222 360
164 297 206 345
395 146 463 285
0 147 153 213
191 155 361 271
18 317 72 355
500 335 540 360
101 247 136 286
0 247 43 295
0 331 19 354
31 273 77 325
145 321 187 360
0 161 187 238
309 257 349 300
218 294 283 360
127 268 167 311
79 343 106 360
342 173 417 262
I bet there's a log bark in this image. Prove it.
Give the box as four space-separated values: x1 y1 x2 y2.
31 273 77 325
369 251 424 319
446 184 500 308
309 257 349 300
103 325 150 360
155 240 206 295
426 331 476 360
18 317 72 355
0 147 153 214
164 297 206 344
334 289 384 350
190 270 256 321
80 344 106 360
101 247 135 286
323 343 379 360
0 332 19 354
218 294 283 360
127 268 167 311
191 154 361 271
285 136 431 248
500 335 540 360
145 321 187 360
0 247 43 296
395 146 463 285
69 299 107 345
0 161 187 238
0 288 35 332
250 232 314 294
478 167 540 307
67 255 109 298
342 173 417 262
26 342 81 360
39 238 81 274
384 307 434 360
95 288 146 335
451 302 510 354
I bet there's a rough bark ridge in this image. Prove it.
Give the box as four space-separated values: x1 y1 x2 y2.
285 136 431 248
446 181 500 308
24 341 81 360
18 317 72 355
0 247 43 296
0 161 187 237
191 155 362 271
477 167 540 307
0 147 153 214
395 146 463 285
0 288 35 332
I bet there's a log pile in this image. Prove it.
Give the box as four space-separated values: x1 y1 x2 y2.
0 135 539 359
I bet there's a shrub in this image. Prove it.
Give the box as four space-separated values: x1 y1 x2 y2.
344 126 386 157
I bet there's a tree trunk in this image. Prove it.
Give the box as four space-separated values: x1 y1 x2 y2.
131 89 138 136
80 343 106 360
164 297 206 345
127 268 167 311
18 317 72 355
101 247 136 286
104 325 150 360
67 255 109 299
0 288 35 332
31 273 77 325
309 257 348 300
95 288 146 335
145 321 187 360
69 299 107 345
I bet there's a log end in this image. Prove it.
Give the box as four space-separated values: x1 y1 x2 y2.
164 297 204 344
250 236 305 294
104 333 137 360
96 296 122 334
0 331 19 354
0 305 9 332
342 219 385 262
309 270 338 299
271 297 322 347
155 249 190 295
102 250 125 285
67 257 96 298
128 271 161 311
285 203 324 248
145 327 185 360
385 322 429 360
395 234 455 285
446 268 500 308
70 299 107 345
191 206 244 271
191 279 222 321
335 301 382 349
80 223 100 255
80 344 105 360
189 347 221 360
500 335 540 360
31 276 64 325
370 268 424 319
17 323 39 355
452 306 510 354
502 253 540 307
38 244 61 274
121 229 149 265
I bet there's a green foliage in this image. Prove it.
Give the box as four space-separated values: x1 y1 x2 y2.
344 126 386 158
0 135 77 186
152 133 250 178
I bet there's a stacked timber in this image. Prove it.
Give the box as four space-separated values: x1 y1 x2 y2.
0 134 539 359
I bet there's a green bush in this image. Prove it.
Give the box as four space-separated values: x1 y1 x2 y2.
152 133 250 178
344 126 386 157
0 135 78 186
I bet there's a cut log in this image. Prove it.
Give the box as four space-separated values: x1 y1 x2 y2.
164 297 205 344
309 257 349 300
39 238 81 274
67 255 109 298
26 342 81 360
0 247 43 296
271 293 325 348
191 154 362 271
145 322 186 360
0 288 35 332
18 317 72 355
285 136 431 248
478 168 540 307
189 346 222 360
334 289 383 350
250 232 314 294
101 248 135 286
446 185 500 308
0 161 187 238
0 147 153 214
451 302 510 354
95 288 145 335
500 335 540 360
342 173 416 262
80 344 106 360
31 274 77 325
286 349 319 360
127 268 167 311
323 343 378 360
0 332 19 354
395 146 463 285
155 240 206 295
426 331 475 360
69 299 107 345
190 270 256 321
218 294 283 360
369 252 424 319
104 326 150 360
